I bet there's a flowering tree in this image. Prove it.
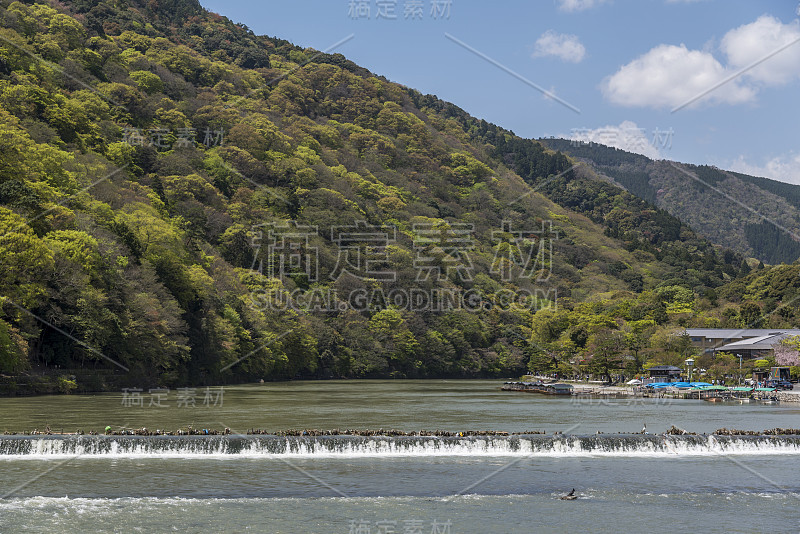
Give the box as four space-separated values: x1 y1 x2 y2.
773 336 800 367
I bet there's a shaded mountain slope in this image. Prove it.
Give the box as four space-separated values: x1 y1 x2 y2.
541 139 800 264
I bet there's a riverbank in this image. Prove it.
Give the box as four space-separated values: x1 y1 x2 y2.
524 376 800 403
0 370 125 396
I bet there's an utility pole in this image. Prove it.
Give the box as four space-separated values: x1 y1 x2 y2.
737 354 742 385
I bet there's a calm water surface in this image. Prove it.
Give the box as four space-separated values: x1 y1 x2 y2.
1 379 798 434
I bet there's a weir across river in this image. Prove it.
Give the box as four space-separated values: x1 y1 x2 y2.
3 434 800 458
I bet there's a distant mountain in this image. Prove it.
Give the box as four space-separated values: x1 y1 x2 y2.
540 139 800 264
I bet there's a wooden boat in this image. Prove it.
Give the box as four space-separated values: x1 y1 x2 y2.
501 382 573 395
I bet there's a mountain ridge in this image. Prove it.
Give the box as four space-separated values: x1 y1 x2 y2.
540 138 800 264
1 0 784 392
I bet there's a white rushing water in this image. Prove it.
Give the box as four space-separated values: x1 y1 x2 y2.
2 435 800 459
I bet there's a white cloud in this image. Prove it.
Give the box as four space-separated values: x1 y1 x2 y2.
556 0 608 13
542 85 558 102
533 30 586 63
568 120 662 159
729 153 800 185
602 16 800 109
721 15 800 86
602 44 755 109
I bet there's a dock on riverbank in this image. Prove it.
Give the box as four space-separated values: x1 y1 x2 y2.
506 379 800 403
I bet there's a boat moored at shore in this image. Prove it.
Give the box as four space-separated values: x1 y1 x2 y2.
502 381 574 395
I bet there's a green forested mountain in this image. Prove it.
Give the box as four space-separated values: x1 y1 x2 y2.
0 0 764 391
542 139 800 264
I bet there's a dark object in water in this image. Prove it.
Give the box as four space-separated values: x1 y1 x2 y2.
560 488 577 500
502 381 573 395
665 425 695 436
715 427 800 436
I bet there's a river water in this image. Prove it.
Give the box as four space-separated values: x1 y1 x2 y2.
1 380 799 533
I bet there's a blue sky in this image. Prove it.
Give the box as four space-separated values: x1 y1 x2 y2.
199 0 800 183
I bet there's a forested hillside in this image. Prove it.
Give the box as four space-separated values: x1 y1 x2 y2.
0 0 762 392
542 139 800 264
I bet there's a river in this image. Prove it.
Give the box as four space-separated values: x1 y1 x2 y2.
1 380 799 533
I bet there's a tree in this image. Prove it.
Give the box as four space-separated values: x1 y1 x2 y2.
774 336 800 367
738 260 751 277
587 329 624 384
739 302 763 328
526 343 559 375
530 308 570 344
663 332 696 359
0 318 27 373
708 352 738 383
623 319 655 373
0 208 54 305
369 309 420 374
129 71 164 95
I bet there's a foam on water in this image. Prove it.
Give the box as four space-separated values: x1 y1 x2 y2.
1 490 797 509
1 434 800 459
2 492 796 534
